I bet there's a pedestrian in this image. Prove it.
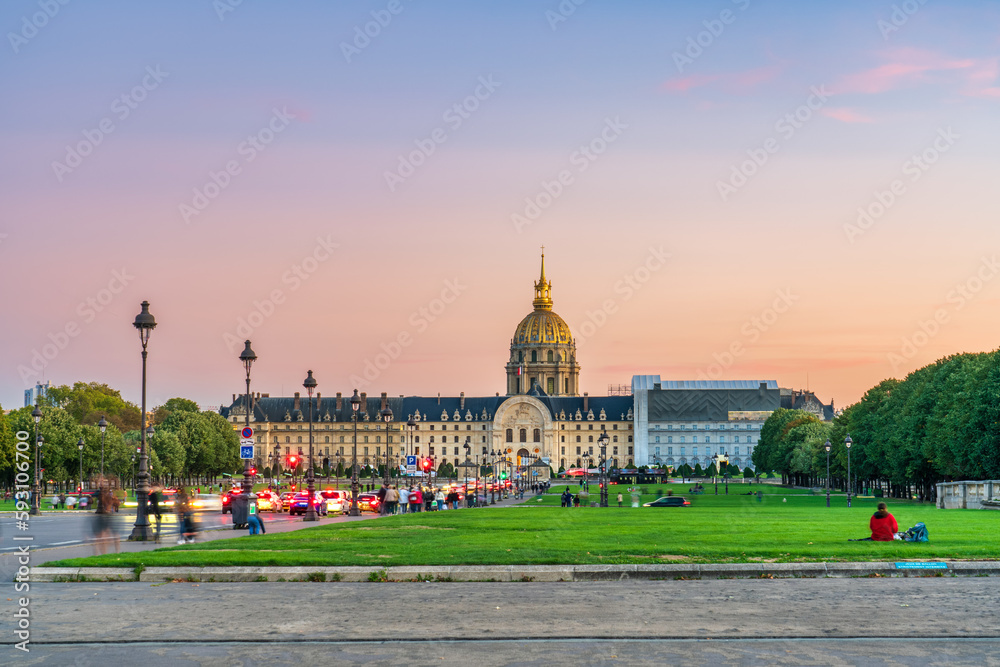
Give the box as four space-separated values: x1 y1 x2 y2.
425 487 435 512
247 512 266 535
377 484 388 515
384 485 399 515
149 484 163 543
399 486 410 514
617 492 623 508
92 483 118 555
869 502 898 541
435 487 445 511
410 486 422 513
447 488 459 510
573 493 580 507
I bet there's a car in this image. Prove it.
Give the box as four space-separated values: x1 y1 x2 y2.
318 489 351 513
279 492 296 511
356 491 380 513
642 496 691 507
220 488 243 514
189 493 223 512
288 492 327 516
255 489 281 512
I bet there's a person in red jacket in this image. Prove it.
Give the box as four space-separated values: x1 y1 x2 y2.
869 502 898 541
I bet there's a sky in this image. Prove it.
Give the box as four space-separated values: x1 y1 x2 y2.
3 0 1000 413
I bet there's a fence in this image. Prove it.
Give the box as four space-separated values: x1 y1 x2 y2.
936 480 1000 509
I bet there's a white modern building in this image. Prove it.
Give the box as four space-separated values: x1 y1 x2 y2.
631 376 780 471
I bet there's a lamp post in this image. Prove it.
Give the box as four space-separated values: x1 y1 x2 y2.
712 454 720 495
844 434 853 508
381 406 393 488
128 300 156 541
349 389 361 516
30 405 42 515
824 439 832 508
598 428 609 507
303 370 318 522
239 340 257 503
77 438 84 494
98 415 107 478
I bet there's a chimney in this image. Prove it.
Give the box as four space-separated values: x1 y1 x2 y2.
316 392 321 413
437 393 441 405
262 393 269 398
232 393 236 405
381 392 387 410
760 382 767 391
460 392 465 410
336 392 342 411
360 392 367 412
583 392 589 412
293 392 301 411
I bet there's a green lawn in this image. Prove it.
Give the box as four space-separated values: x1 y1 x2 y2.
44 483 1000 568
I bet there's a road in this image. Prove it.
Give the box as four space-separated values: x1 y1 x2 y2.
3 578 999 665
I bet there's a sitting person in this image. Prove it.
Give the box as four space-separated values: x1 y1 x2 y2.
869 502 898 541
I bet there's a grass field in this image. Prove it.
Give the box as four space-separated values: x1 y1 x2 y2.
43 483 1000 569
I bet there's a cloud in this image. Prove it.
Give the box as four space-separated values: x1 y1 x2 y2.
662 64 783 95
820 107 874 123
832 48 1000 98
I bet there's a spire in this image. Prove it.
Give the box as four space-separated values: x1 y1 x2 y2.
532 247 553 310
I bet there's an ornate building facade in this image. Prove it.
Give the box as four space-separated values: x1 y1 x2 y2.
223 254 633 476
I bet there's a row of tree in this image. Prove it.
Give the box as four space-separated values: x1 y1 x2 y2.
752 350 1000 499
0 382 240 491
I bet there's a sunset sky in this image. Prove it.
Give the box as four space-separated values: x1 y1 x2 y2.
3 1 1000 413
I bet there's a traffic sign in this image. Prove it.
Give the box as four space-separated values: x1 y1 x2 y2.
241 426 254 439
240 437 254 446
406 455 417 471
240 445 254 459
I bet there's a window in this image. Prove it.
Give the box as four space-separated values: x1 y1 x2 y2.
533 428 540 442
430 436 435 443
613 446 618 455
414 436 420 443
680 447 685 455
284 436 289 443
734 447 739 455
628 447 633 455
297 436 302 443
680 436 685 444
654 446 660 455
588 435 593 443
576 447 581 455
519 428 527 443
531 350 537 362
324 436 329 443
561 435 565 442
547 377 555 394
667 446 673 455
454 436 459 443
454 425 459 430
547 350 553 362
429 447 435 455
561 447 565 454
693 447 698 456
564 378 569 393
430 425 434 430
654 436 660 443
613 435 618 443
588 424 593 430
363 436 368 443
363 447 368 455
667 436 672 443
575 435 581 442
576 424 581 430
506 429 513 442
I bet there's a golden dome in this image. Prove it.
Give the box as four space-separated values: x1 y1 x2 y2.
513 309 574 346
512 251 574 346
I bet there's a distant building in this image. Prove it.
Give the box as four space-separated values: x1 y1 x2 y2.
24 381 50 407
632 376 781 471
780 388 835 421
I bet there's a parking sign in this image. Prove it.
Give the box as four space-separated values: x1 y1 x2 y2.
240 445 254 459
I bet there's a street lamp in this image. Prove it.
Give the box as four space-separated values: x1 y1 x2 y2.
349 389 361 516
128 300 156 541
303 370 318 522
98 415 107 478
598 428 609 507
239 340 257 504
824 439 832 508
77 438 84 494
844 434 853 508
712 454 720 495
381 406 393 489
30 405 42 515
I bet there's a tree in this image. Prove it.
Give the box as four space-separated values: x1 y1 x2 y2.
152 397 200 425
742 466 754 478
0 406 13 483
44 382 141 432
693 463 704 477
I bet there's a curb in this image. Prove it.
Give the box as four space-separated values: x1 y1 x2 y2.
29 561 1000 583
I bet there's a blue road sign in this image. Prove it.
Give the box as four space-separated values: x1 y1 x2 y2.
240 445 254 460
406 455 417 467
